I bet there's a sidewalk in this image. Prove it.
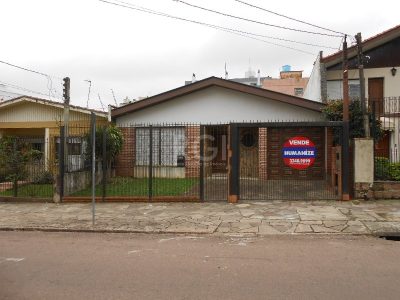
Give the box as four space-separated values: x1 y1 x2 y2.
1 200 400 235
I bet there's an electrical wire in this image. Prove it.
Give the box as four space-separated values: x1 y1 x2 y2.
0 81 62 100
0 59 63 100
173 0 343 37
99 0 322 55
116 0 335 49
0 60 62 80
232 0 348 36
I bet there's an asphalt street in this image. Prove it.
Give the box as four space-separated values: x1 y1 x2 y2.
1 232 400 300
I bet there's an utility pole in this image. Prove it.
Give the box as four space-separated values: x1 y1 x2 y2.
342 35 350 201
355 32 370 137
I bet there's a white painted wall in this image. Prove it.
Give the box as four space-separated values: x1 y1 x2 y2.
326 66 400 98
115 86 323 125
303 55 322 102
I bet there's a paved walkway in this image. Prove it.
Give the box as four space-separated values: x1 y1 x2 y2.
1 200 400 235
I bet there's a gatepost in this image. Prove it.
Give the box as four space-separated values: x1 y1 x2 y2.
353 138 374 199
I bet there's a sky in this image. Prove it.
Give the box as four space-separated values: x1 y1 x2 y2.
0 0 399 110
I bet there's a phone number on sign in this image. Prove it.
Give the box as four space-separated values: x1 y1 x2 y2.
289 158 311 164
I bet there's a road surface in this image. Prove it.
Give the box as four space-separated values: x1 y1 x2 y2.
1 231 400 300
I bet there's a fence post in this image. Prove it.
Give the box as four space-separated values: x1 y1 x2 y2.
57 126 65 202
90 112 96 226
228 124 239 203
148 125 153 201
12 138 18 197
102 126 107 202
199 125 205 201
342 122 350 200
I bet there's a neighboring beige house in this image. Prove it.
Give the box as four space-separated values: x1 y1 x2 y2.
303 24 400 162
262 69 309 97
0 96 108 171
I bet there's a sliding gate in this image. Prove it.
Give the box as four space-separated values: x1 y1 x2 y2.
234 122 344 200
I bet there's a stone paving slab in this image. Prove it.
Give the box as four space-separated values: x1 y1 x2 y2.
1 200 400 235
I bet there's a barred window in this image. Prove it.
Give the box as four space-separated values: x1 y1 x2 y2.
135 127 185 166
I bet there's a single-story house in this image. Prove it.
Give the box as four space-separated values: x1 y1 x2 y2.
111 77 338 201
0 96 108 172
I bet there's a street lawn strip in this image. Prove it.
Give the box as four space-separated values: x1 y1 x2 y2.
71 177 199 197
0 184 53 197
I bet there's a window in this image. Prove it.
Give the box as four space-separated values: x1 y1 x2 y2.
55 137 83 157
135 127 185 166
294 88 304 96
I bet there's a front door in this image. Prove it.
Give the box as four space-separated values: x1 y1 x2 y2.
368 78 384 115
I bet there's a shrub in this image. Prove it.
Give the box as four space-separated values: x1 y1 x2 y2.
375 157 391 180
32 171 54 184
389 163 400 181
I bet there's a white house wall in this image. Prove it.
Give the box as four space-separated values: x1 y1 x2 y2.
115 86 323 125
326 67 400 98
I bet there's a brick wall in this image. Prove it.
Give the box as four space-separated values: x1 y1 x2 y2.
115 127 135 177
185 125 200 178
355 181 400 199
258 127 267 180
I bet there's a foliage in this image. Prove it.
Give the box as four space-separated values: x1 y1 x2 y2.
375 157 391 180
322 99 383 143
375 157 400 181
85 125 123 164
389 163 400 181
32 171 54 184
0 136 42 183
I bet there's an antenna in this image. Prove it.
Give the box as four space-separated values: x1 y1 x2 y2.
111 89 118 106
84 80 92 108
225 62 228 79
98 93 105 111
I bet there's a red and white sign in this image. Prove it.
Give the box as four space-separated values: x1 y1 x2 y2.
282 136 316 170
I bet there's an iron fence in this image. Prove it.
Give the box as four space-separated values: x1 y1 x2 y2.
0 135 56 198
370 97 400 181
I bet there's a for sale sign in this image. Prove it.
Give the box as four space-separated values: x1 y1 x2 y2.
282 136 316 170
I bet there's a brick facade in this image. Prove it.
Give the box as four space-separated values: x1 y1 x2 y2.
115 127 135 177
185 125 200 178
258 128 267 180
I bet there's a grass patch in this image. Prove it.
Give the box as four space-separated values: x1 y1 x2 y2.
71 177 199 197
0 184 53 198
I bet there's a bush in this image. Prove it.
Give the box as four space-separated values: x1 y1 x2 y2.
32 171 54 184
389 163 400 181
375 157 391 180
375 157 400 181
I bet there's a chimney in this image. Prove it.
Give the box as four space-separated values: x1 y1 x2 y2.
192 73 196 83
257 69 261 86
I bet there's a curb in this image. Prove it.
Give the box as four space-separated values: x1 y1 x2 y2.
0 227 377 236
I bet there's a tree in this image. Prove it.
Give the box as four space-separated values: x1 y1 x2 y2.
0 136 42 196
322 99 382 143
85 125 123 166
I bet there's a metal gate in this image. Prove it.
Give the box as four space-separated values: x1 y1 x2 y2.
202 125 228 201
233 122 344 200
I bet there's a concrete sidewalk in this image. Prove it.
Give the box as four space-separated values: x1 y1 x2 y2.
1 200 400 235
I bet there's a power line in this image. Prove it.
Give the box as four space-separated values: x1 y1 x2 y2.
0 59 62 80
99 0 320 55
0 81 62 100
118 0 335 49
173 0 343 37
232 0 347 36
